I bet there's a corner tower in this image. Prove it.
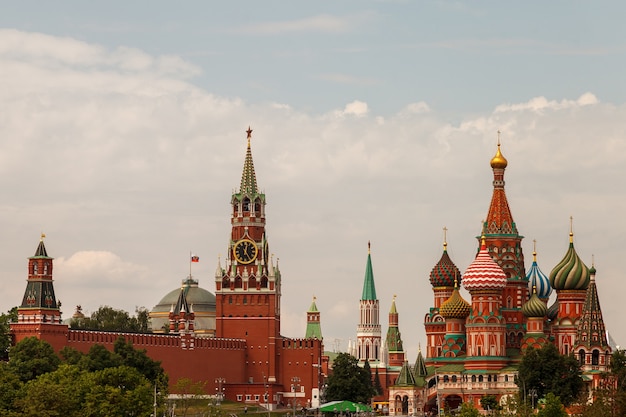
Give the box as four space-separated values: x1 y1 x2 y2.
215 127 280 383
481 133 527 350
11 235 68 350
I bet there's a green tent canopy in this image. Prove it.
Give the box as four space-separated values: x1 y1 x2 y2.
319 401 372 413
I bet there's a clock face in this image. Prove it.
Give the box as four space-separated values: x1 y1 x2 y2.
234 239 258 264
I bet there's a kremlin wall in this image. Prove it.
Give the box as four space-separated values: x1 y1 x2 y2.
9 129 613 415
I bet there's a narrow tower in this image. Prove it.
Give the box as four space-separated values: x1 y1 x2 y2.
305 296 322 340
11 235 68 350
573 261 610 372
481 133 527 350
357 241 381 363
385 296 405 367
215 127 280 383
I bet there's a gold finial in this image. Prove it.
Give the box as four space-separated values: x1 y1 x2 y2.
368 240 371 254
443 226 448 251
393 294 397 300
592 254 595 268
532 239 537 261
313 295 317 302
246 126 253 139
569 216 574 243
40 233 46 241
454 273 459 288
490 131 508 169
480 233 486 247
532 285 537 294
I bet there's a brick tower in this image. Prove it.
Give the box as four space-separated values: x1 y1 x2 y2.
214 127 280 383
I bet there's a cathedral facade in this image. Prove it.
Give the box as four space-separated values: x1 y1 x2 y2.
352 140 612 415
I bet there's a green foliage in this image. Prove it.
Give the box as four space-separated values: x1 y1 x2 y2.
480 394 500 412
70 305 151 333
0 364 23 414
536 393 567 417
373 366 383 396
114 337 167 387
325 353 375 404
517 343 583 407
0 307 17 361
174 378 208 416
8 337 60 382
456 402 480 417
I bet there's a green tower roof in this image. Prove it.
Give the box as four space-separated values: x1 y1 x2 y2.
361 242 377 301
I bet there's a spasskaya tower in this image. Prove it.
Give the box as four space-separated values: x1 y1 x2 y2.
215 127 281 383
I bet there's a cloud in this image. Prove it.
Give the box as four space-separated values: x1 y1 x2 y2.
1 29 626 354
234 14 353 35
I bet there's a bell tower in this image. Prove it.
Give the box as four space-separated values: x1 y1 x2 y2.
215 127 280 383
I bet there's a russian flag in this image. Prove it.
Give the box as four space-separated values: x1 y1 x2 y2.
191 254 200 262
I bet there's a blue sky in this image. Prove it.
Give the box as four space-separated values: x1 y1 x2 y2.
1 2 626 357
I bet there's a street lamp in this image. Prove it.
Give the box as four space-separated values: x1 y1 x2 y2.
215 378 226 406
291 376 301 417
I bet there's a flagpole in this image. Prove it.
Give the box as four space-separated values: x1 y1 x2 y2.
189 250 192 279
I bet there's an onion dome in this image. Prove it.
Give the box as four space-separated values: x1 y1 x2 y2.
547 299 559 321
549 226 590 290
522 287 547 318
490 137 508 169
526 245 552 300
429 240 462 288
439 280 470 319
462 237 507 291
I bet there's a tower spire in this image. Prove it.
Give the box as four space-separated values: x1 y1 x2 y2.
240 126 259 195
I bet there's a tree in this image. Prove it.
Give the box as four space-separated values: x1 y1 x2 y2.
0 364 23 414
173 378 207 417
373 366 383 396
517 343 583 407
113 337 167 387
7 337 60 382
325 353 375 404
480 394 499 413
536 393 567 417
456 402 480 417
0 307 17 361
70 305 152 333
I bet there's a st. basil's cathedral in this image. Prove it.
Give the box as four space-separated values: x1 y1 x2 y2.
349 137 612 415
9 129 612 415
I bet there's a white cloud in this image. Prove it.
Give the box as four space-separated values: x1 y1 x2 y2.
1 30 626 355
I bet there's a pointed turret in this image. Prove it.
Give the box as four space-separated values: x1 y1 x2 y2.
357 241 381 363
240 126 259 196
385 296 404 367
484 133 516 236
394 360 416 386
574 262 611 372
305 296 323 339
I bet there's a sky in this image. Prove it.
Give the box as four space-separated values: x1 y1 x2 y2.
1 1 626 358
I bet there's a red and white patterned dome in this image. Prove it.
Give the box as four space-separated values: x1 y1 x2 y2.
462 241 507 291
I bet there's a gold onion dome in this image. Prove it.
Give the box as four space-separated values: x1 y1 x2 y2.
439 282 470 319
490 142 508 169
522 287 547 318
549 230 590 290
429 241 461 288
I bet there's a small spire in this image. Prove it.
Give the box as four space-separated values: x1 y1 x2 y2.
368 240 371 254
497 129 501 145
246 126 253 139
533 239 537 261
40 233 46 242
569 216 574 243
443 227 448 251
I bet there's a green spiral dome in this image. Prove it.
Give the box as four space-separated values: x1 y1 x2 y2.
549 235 590 290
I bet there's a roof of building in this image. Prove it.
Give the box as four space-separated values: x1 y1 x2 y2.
429 239 461 288
151 276 216 313
549 226 590 291
462 238 507 291
361 242 377 301
526 247 552 300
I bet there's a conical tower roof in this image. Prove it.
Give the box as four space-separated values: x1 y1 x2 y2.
240 127 259 196
575 264 609 349
362 242 377 300
526 243 552 300
462 237 507 291
429 236 461 288
305 296 323 340
483 135 517 235
30 234 51 259
385 296 403 353
549 222 590 290
394 360 417 386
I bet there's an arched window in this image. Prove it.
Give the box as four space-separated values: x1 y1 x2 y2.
592 349 600 366
243 198 250 211
578 349 586 366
